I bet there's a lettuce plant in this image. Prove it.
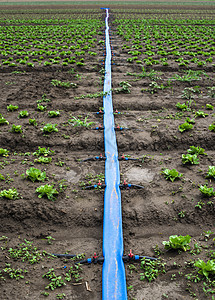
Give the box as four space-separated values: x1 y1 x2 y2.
7 104 18 112
162 168 183 182
42 124 58 133
187 146 207 156
11 125 22 133
206 104 214 110
34 157 52 164
209 123 215 132
182 154 199 165
36 184 58 201
179 122 193 133
33 147 55 157
194 259 215 279
25 167 46 182
37 104 47 112
0 148 9 156
0 115 9 125
162 235 191 251
0 188 19 200
29 119 37 126
195 110 208 118
19 110 29 118
48 111 60 117
0 173 5 181
199 185 215 197
206 166 215 179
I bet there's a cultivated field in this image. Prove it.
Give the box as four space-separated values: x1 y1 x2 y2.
0 3 215 300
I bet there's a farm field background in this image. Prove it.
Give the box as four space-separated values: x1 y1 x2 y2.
0 1 215 299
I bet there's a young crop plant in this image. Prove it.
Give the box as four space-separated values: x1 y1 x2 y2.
0 148 9 156
3 263 27 280
11 124 22 133
195 110 208 118
209 123 215 132
199 185 215 197
37 104 47 112
8 239 48 264
0 115 9 125
182 154 199 165
36 184 58 201
37 94 50 104
0 173 5 181
114 81 131 94
48 111 60 118
33 147 55 157
162 168 183 182
162 235 191 251
7 104 18 112
24 167 46 182
206 104 214 110
207 87 215 98
179 122 193 133
69 116 94 128
19 110 29 118
29 118 37 126
51 79 77 88
194 259 215 279
0 188 19 200
142 81 164 95
34 157 52 164
176 100 193 112
140 258 166 282
42 268 66 290
181 86 201 100
187 146 207 156
42 123 58 133
206 166 215 179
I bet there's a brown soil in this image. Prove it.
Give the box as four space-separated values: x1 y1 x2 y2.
0 6 215 300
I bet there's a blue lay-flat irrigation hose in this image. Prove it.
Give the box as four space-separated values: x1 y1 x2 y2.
101 8 127 300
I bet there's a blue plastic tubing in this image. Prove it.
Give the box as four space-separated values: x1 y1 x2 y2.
102 8 127 300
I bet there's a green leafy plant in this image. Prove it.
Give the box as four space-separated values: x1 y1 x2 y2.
33 147 55 157
114 81 131 94
42 268 66 290
179 122 193 133
37 94 50 104
172 70 205 82
11 124 22 133
36 184 58 201
48 111 60 117
46 236 55 245
182 154 199 165
206 104 214 110
34 157 52 164
194 259 215 279
162 168 183 182
51 79 77 88
0 173 5 181
19 110 29 118
42 124 58 133
0 115 9 125
7 104 18 112
8 239 48 264
74 91 110 100
0 148 9 156
140 258 166 282
187 146 207 156
0 188 19 200
37 104 47 112
209 123 215 132
206 166 215 179
69 116 94 128
3 263 27 280
142 81 164 94
199 185 215 197
195 110 208 118
25 167 46 182
29 118 37 126
162 235 191 251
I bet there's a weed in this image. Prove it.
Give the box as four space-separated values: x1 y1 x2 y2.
140 258 166 282
42 268 66 290
69 116 94 128
3 263 27 280
51 79 77 88
46 236 55 245
34 157 52 164
33 147 55 157
114 81 131 94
